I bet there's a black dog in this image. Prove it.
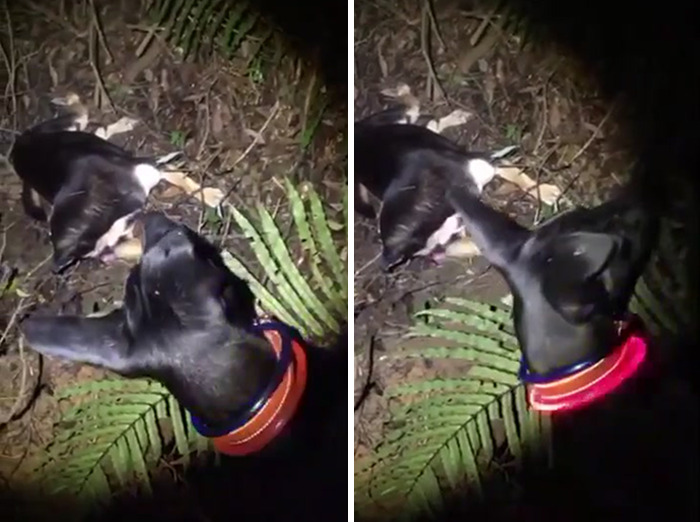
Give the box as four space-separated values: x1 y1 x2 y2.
21 212 345 476
21 211 277 429
445 163 660 378
21 212 346 520
356 110 495 270
9 96 219 273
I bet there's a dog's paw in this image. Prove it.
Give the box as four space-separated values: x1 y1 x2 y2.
527 183 562 206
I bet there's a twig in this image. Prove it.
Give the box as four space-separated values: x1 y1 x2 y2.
88 22 115 113
0 338 29 426
457 18 503 74
215 103 280 207
1 1 17 130
231 101 280 168
355 252 381 277
469 3 498 47
354 336 377 412
424 0 446 52
88 0 113 64
125 36 163 83
0 297 24 349
567 102 616 165
533 81 550 156
420 0 446 102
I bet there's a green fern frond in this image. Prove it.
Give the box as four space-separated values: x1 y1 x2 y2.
34 378 210 512
355 298 550 520
150 0 275 63
222 180 348 343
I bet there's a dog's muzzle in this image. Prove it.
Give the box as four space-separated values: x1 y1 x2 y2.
190 321 308 456
519 315 648 412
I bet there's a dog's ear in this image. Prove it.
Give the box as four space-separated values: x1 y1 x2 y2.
541 232 616 323
21 310 139 375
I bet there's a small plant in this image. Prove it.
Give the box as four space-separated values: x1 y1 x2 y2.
168 129 187 148
355 297 551 520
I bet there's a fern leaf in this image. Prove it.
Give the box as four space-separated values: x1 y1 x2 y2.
285 179 345 316
226 11 260 56
168 395 190 468
181 0 221 57
307 184 347 295
220 251 298 327
356 298 545 518
125 429 153 495
256 203 339 332
230 205 325 336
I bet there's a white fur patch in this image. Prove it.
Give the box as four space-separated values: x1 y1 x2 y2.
415 213 465 256
133 163 164 194
466 158 496 193
88 212 138 258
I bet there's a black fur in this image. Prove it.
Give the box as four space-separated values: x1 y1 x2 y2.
355 112 492 270
21 212 277 431
446 169 660 376
10 113 161 273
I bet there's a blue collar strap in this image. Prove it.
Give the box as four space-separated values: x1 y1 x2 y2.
518 356 597 384
190 320 301 438
518 317 634 384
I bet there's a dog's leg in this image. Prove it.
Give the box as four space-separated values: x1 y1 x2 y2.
21 182 49 222
93 117 140 141
355 182 377 219
159 170 225 208
495 164 563 206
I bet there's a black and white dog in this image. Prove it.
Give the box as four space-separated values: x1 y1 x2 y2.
355 84 561 270
9 93 223 273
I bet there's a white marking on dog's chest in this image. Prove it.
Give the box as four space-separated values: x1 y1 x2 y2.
133 163 163 194
465 158 496 193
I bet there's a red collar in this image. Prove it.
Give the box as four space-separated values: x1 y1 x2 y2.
527 321 648 412
211 328 308 456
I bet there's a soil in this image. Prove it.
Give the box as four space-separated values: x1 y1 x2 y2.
0 1 347 520
353 0 698 520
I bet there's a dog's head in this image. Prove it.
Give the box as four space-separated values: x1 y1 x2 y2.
22 212 276 429
447 170 659 377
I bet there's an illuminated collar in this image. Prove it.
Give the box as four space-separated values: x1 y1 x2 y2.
519 315 648 412
190 321 308 456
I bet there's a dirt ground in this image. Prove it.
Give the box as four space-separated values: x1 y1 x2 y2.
353 0 697 519
0 0 346 508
